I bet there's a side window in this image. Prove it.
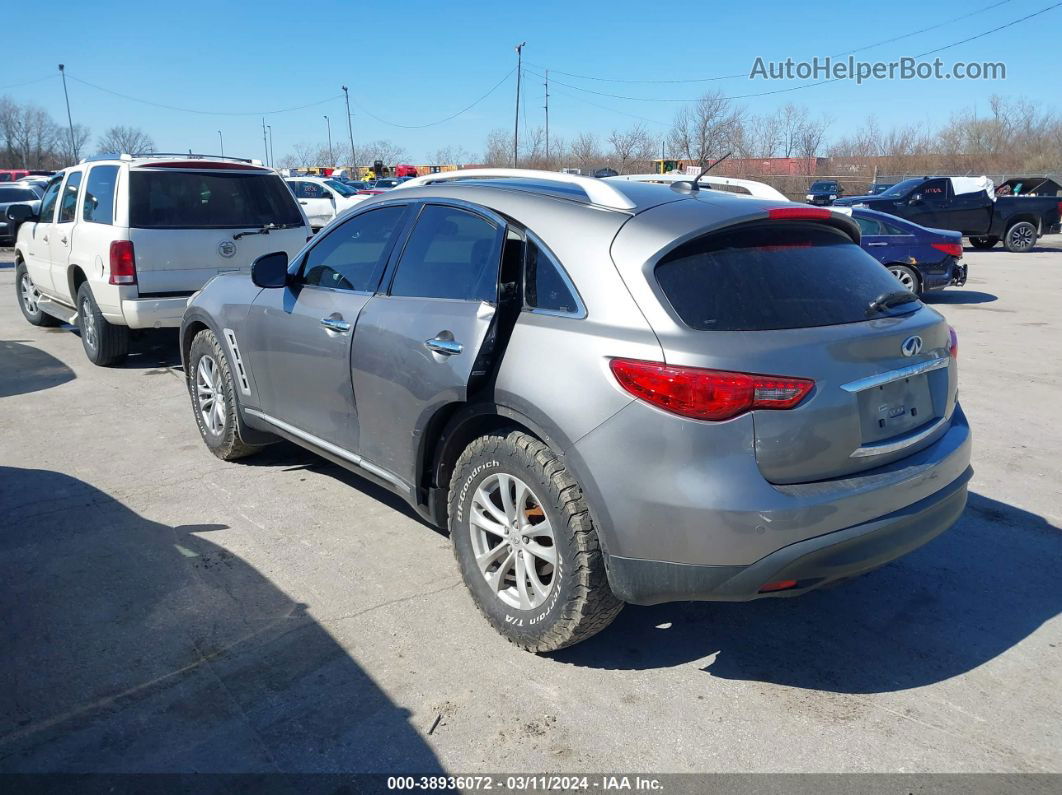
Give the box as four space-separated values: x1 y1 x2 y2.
82 165 119 225
302 182 326 199
525 239 581 315
921 179 948 201
882 221 908 235
300 206 406 292
38 179 61 222
854 217 881 236
290 181 309 199
390 205 500 302
58 171 83 223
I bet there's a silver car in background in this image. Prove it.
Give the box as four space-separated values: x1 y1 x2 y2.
180 169 971 652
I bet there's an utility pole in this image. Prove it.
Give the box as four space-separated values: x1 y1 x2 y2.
324 115 333 165
513 42 525 168
261 118 269 165
342 86 355 172
544 69 550 166
218 130 224 158
267 124 274 167
58 65 77 163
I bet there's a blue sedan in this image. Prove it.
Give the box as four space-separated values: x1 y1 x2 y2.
846 207 968 295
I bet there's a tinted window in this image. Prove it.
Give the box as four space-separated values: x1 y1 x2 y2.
655 224 914 331
58 172 83 223
882 220 908 235
0 187 37 202
854 216 882 236
324 179 357 197
82 165 119 225
129 171 302 229
879 178 925 199
390 205 499 301
525 240 580 314
38 180 61 221
300 206 406 292
921 179 949 200
291 180 327 199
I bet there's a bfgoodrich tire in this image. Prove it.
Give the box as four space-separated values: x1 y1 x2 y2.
77 282 129 366
15 261 61 327
186 329 261 461
449 430 623 652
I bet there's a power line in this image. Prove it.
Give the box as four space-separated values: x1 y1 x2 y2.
349 67 515 130
65 74 341 116
524 0 1015 85
547 83 669 127
0 75 56 91
527 1 1061 105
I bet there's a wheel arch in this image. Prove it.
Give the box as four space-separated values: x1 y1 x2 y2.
68 264 88 302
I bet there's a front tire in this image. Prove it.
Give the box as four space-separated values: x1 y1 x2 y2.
968 235 998 250
15 262 61 327
449 430 622 652
186 329 261 461
1004 221 1036 253
77 282 129 366
887 264 921 295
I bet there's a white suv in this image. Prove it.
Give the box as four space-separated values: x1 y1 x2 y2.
11 154 310 365
284 176 366 230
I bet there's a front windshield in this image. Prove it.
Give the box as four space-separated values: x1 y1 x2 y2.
325 179 358 197
879 178 924 199
810 181 836 191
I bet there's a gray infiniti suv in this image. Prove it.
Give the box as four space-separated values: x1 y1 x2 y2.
180 169 971 652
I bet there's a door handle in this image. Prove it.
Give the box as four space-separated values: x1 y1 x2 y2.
42 235 49 242
299 200 308 205
425 337 463 356
867 242 888 247
61 236 68 244
320 316 351 333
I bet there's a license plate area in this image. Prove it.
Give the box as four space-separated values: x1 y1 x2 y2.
856 374 936 444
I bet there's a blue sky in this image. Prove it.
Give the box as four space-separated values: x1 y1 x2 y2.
5 0 1061 163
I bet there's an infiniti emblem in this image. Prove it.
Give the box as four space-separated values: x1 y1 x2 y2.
901 335 923 357
218 240 237 258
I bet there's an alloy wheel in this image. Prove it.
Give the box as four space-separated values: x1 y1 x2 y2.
80 298 98 350
1009 224 1034 251
195 355 226 436
469 473 557 610
20 274 40 314
889 267 917 292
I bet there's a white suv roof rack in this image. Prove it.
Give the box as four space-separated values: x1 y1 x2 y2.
393 168 637 210
607 173 789 201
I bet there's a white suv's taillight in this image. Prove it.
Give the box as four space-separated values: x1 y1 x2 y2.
108 241 137 285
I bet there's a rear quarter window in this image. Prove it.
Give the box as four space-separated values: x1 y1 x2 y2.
654 223 911 331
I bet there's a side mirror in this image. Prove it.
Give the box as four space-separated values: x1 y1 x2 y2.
6 203 37 223
251 251 289 288
909 194 923 205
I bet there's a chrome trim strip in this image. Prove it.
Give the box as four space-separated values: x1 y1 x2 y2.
244 409 409 491
850 411 952 458
841 355 950 393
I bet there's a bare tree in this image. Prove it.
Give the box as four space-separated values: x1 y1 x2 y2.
667 91 744 170
431 145 475 166
357 139 408 166
59 123 92 165
1 99 61 168
607 125 656 173
483 128 511 167
97 126 155 156
568 132 601 174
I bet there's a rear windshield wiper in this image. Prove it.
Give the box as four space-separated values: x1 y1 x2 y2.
868 290 920 314
233 223 279 240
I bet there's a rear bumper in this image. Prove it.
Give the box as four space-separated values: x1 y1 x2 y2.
606 467 970 604
120 297 189 329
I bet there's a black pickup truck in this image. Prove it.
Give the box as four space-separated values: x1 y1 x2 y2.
833 176 1062 252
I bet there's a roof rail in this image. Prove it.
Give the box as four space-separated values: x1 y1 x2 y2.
607 173 788 202
393 168 637 210
79 152 259 165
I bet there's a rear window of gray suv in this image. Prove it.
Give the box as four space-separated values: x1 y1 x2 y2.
655 223 910 331
129 171 303 229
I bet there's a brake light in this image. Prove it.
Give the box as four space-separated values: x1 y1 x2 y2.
108 241 136 285
767 206 832 220
948 326 958 359
932 242 963 259
759 579 798 593
609 358 814 421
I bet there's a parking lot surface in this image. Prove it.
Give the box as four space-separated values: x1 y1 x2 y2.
1 241 1060 773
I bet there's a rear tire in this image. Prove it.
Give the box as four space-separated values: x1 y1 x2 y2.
887 264 921 295
187 329 261 461
77 282 129 366
1004 221 1036 253
15 262 61 327
448 430 623 653
968 235 998 250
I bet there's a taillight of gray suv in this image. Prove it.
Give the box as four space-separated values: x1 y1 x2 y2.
179 170 971 652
